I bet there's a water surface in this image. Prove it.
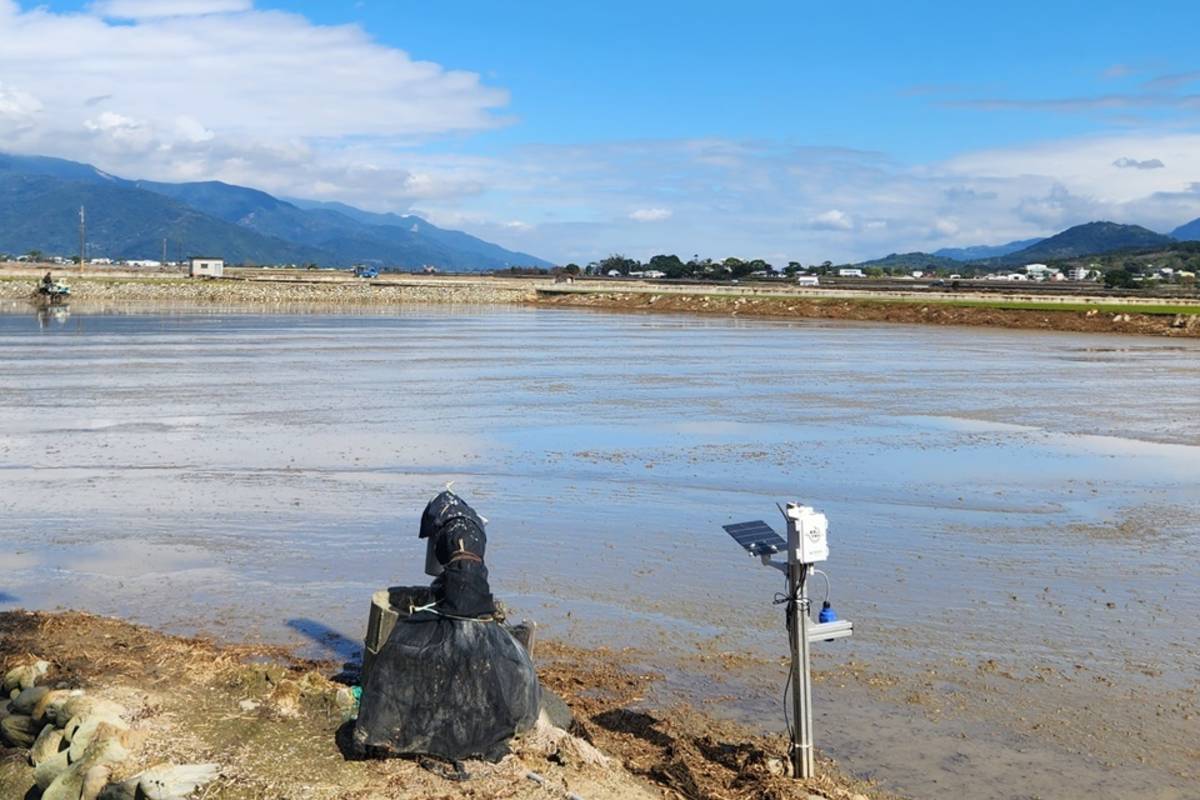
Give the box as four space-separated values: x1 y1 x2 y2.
2 306 1198 799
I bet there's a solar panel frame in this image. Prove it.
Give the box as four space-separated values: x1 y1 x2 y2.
723 520 787 556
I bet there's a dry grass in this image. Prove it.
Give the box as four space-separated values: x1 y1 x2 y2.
2 612 889 800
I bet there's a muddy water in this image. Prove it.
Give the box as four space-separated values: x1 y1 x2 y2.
2 305 1198 799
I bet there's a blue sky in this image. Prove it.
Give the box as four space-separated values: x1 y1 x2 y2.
4 0 1200 263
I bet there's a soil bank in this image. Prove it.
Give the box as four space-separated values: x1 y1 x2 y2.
0 610 886 800
535 287 1200 337
5 268 1200 337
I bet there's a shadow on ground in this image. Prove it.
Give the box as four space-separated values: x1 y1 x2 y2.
286 617 362 661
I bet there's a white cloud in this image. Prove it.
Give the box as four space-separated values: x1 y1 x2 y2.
629 208 672 222
1113 156 1164 170
414 133 1200 264
93 0 253 18
809 209 853 230
0 0 507 204
933 218 959 236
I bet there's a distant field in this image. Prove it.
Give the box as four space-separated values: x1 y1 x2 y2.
659 290 1200 317
840 296 1200 316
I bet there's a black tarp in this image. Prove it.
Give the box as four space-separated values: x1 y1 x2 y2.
353 491 540 763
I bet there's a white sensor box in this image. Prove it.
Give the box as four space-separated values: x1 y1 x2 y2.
785 503 828 563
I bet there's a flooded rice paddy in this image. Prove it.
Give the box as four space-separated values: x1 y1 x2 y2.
1 305 1198 799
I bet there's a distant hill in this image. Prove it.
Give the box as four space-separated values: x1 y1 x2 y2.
0 153 551 269
285 198 550 270
988 221 1175 265
934 238 1043 261
1172 217 1200 242
855 251 966 270
0 172 328 264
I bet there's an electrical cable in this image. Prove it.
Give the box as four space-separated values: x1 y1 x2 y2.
778 573 797 745
811 568 832 607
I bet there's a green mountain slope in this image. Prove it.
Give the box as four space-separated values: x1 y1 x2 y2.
855 252 967 270
0 174 330 264
0 152 551 269
990 221 1175 265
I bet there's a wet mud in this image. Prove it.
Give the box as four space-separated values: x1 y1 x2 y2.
1 305 1198 799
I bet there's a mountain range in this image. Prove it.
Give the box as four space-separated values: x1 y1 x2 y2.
1172 217 1200 242
865 220 1196 268
933 238 1044 261
980 221 1174 265
0 153 551 270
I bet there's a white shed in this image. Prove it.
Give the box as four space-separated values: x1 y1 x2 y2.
188 257 224 278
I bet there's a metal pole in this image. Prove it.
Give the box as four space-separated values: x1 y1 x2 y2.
796 563 814 778
79 205 86 273
787 526 815 778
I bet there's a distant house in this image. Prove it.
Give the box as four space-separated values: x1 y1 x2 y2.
642 270 666 278
126 259 163 268
188 257 224 278
837 268 864 278
1023 263 1061 280
796 275 820 286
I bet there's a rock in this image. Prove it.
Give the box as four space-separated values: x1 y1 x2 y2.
4 660 50 693
97 779 139 800
30 725 64 766
33 689 76 726
43 723 131 800
135 763 222 800
522 717 608 768
333 688 354 711
61 696 126 729
12 685 50 715
68 713 131 761
238 698 261 713
82 765 112 800
539 688 574 731
35 747 71 790
1 712 41 748
97 779 138 800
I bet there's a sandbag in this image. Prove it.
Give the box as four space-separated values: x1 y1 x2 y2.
353 490 540 762
353 614 539 761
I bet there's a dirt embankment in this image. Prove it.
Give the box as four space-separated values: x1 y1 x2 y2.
0 275 536 307
10 267 1191 338
0 611 886 800
535 290 1200 337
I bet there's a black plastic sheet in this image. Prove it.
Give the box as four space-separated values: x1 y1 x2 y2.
353 491 540 762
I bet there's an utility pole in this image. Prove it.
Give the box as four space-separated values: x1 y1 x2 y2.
162 237 168 268
79 205 86 273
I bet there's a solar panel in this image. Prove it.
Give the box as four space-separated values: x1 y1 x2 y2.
723 520 786 557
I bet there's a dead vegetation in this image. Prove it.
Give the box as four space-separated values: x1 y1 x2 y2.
1 612 887 800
